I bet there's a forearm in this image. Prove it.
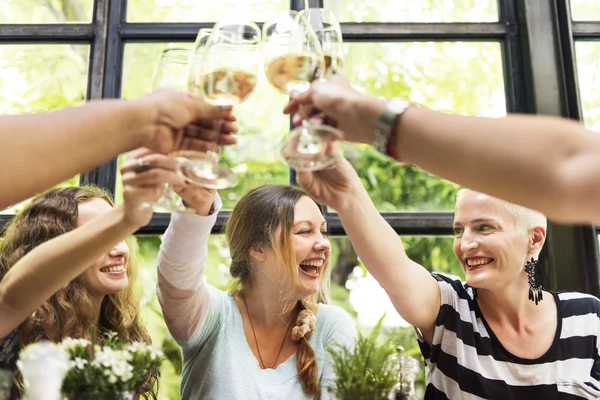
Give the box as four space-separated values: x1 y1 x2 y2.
0 99 153 210
336 189 439 328
0 206 138 335
398 107 600 223
157 195 221 340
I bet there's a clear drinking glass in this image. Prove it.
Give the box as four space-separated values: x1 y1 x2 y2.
263 11 342 171
395 354 420 399
140 47 194 213
298 7 345 77
185 22 261 189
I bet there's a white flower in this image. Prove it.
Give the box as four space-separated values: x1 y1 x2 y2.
108 374 117 384
60 337 91 351
104 331 118 340
120 368 134 382
72 357 88 370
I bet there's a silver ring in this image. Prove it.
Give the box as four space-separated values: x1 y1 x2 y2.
133 158 151 174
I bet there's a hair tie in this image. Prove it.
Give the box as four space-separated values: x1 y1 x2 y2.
291 310 316 342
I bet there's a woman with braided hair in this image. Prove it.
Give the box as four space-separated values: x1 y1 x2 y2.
155 181 356 399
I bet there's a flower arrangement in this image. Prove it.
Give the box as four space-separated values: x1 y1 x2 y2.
59 332 164 399
18 332 164 400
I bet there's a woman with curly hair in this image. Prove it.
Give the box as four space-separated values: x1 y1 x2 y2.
155 179 357 400
0 148 183 399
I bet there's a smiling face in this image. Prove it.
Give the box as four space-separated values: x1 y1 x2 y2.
291 196 331 297
255 195 330 300
77 198 130 297
452 191 545 291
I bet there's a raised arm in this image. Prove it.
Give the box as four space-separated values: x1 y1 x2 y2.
156 179 219 342
0 149 181 339
0 90 237 210
286 76 600 225
398 108 599 225
297 156 441 344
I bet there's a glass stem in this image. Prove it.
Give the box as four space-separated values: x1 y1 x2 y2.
296 107 323 155
208 117 224 164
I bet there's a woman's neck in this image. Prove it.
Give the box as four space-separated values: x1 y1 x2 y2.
476 279 546 331
89 294 105 338
241 286 298 330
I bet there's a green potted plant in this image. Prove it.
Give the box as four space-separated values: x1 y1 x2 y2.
327 316 399 400
59 332 164 399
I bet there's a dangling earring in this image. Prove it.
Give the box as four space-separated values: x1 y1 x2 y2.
525 257 543 305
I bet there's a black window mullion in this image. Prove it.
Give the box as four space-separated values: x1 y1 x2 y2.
0 24 93 41
556 0 583 121
513 0 599 296
325 212 455 236
498 0 527 113
573 21 600 38
136 212 233 235
290 0 305 11
289 0 304 185
340 22 506 40
80 0 127 194
87 0 111 101
80 0 111 187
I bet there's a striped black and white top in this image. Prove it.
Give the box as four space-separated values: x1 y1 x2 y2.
416 273 600 399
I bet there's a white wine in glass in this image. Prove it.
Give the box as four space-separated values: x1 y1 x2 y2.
183 21 261 189
263 11 341 171
201 69 257 106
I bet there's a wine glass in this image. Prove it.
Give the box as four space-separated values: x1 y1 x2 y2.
183 21 261 189
298 7 344 77
263 11 341 171
140 47 194 213
299 7 361 160
187 28 212 95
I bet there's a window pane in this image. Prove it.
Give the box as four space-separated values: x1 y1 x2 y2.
575 42 600 132
0 0 93 23
344 41 505 211
570 0 600 21
118 43 289 208
127 0 289 23
0 44 89 214
329 236 457 328
324 0 498 22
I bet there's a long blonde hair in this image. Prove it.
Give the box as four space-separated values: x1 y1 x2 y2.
0 186 157 398
225 184 330 395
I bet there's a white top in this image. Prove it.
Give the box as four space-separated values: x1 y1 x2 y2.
156 194 357 400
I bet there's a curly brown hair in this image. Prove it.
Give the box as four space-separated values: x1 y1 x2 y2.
0 186 157 399
226 184 330 396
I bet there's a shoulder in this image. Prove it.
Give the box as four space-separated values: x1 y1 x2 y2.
557 291 600 316
431 272 474 302
317 303 354 326
316 303 357 348
431 272 464 288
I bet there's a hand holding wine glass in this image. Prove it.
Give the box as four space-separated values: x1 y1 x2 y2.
141 47 196 213
184 21 261 189
262 11 342 171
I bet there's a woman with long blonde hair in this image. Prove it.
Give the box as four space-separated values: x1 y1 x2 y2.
156 180 356 399
0 148 184 399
